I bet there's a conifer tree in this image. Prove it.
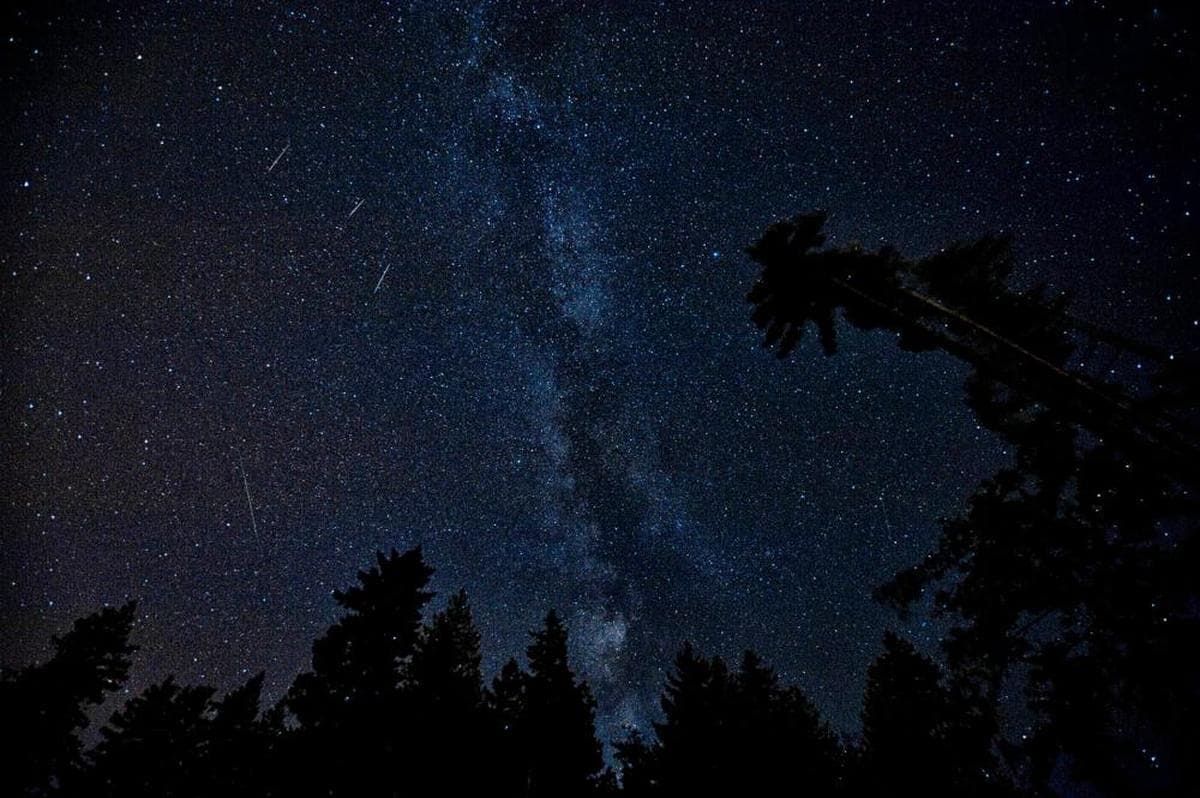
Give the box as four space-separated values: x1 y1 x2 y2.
857 632 1004 797
745 212 1199 794
288 548 434 723
632 643 842 797
410 589 484 711
613 729 657 797
489 657 531 796
208 672 274 797
282 547 435 797
651 642 730 794
734 651 841 796
523 610 604 797
1 601 138 796
85 677 216 797
407 589 493 795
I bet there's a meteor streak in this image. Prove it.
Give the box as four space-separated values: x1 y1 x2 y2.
373 263 391 294
239 459 259 543
266 143 290 172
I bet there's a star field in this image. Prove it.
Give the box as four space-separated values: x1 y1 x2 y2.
2 1 1196 747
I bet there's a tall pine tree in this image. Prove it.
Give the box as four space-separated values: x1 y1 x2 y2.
282 547 434 797
407 589 494 795
523 610 604 798
489 657 531 796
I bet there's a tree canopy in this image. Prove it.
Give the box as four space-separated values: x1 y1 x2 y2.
746 211 1199 795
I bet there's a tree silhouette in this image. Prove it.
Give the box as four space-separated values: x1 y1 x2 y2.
613 729 656 797
288 548 434 723
621 643 843 797
283 547 435 797
746 212 1200 795
746 211 1195 474
85 676 215 797
1 601 138 796
406 588 495 795
731 650 842 796
207 672 275 797
521 610 605 797
78 671 275 798
856 632 1006 798
490 656 532 795
649 642 731 794
24 527 1191 795
410 589 484 712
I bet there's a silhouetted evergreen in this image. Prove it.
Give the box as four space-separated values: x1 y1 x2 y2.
746 211 1195 473
854 632 1007 798
287 548 434 722
485 610 605 796
490 656 532 795
619 643 843 797
282 547 435 797
1 601 137 796
4 539 1033 798
746 212 1199 795
75 671 274 798
406 589 495 795
613 729 656 797
207 672 276 797
84 677 215 796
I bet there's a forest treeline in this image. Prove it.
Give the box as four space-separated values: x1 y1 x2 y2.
5 213 1196 796
3 548 1010 798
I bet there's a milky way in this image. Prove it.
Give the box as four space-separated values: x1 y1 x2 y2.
3 2 1195 747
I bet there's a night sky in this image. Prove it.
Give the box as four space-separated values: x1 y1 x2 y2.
3 1 1195 748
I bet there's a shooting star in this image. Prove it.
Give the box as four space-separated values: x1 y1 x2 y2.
266 143 290 173
879 490 897 541
239 459 260 543
348 198 365 218
372 263 391 295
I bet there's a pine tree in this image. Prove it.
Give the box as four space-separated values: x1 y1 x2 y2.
208 672 274 797
746 211 1200 794
407 589 493 794
650 642 730 795
288 548 434 723
613 729 657 797
410 589 484 711
637 643 842 797
282 547 435 797
489 657 530 796
857 632 1004 797
1 601 138 796
85 676 216 797
490 657 528 733
523 610 604 797
734 651 841 796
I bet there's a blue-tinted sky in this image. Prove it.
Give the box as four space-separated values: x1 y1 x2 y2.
3 1 1195 747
